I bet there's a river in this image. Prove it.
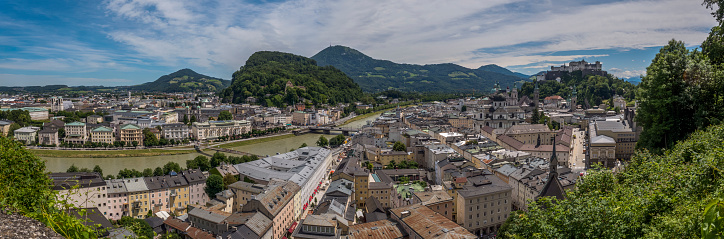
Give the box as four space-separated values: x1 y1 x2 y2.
41 111 383 174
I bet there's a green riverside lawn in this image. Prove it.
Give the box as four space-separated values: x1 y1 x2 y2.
30 133 297 158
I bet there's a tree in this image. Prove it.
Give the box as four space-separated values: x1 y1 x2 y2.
531 107 540 124
218 111 233 121
58 128 66 139
222 174 238 189
299 143 308 148
461 105 467 112
132 141 139 147
163 162 182 175
190 115 197 123
329 134 346 147
243 176 256 184
393 141 406 151
92 165 103 177
636 40 700 152
205 174 224 198
183 114 189 124
143 128 158 147
316 135 329 147
465 140 478 146
143 168 153 177
189 155 211 171
210 152 226 168
153 167 164 176
0 136 99 238
67 164 79 172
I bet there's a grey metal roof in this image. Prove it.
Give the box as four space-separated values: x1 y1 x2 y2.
106 179 128 194
189 207 229 224
123 177 149 193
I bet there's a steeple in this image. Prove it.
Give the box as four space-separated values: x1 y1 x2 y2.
536 133 566 201
549 134 558 176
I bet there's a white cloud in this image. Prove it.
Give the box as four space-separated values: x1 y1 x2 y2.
101 0 716 77
0 74 133 87
608 68 646 79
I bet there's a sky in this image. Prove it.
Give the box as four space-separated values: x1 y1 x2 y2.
0 0 718 86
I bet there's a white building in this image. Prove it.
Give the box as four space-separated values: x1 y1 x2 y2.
234 147 333 220
191 120 251 140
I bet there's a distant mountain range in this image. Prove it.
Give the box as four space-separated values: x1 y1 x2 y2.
128 68 230 92
311 45 530 93
624 76 642 85
0 69 230 93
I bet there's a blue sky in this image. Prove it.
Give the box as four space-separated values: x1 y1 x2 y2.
0 0 717 86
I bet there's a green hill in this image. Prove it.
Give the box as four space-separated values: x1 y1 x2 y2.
477 64 530 79
130 68 230 92
219 51 363 106
311 45 529 93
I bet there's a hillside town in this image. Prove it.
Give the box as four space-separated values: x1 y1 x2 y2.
0 74 644 239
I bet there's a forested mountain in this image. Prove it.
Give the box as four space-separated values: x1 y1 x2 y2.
129 69 230 92
310 45 529 93
219 51 363 106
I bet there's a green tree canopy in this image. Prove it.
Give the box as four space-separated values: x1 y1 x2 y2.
205 174 224 198
218 111 233 120
163 162 182 175
393 141 406 151
153 167 164 176
316 135 329 147
92 165 103 177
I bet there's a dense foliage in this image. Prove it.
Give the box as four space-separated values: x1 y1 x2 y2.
130 68 230 93
635 3 724 152
311 45 529 93
118 216 154 238
316 135 329 147
499 123 724 238
219 51 364 106
205 174 224 198
0 136 99 238
519 72 636 108
0 109 32 126
329 134 347 147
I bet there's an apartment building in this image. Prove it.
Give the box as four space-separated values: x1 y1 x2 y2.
105 179 128 220
64 122 87 144
90 126 114 144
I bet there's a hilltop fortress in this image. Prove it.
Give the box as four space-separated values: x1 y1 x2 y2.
539 60 607 81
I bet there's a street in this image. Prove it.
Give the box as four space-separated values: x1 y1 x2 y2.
569 128 586 174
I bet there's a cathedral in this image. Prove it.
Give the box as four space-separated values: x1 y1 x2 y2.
471 82 530 131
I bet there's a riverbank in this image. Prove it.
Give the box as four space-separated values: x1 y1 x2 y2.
216 133 296 149
30 148 199 158
340 103 414 126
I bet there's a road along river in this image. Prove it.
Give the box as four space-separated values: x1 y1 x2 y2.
42 112 382 173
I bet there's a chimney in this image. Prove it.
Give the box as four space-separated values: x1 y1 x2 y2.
400 210 411 219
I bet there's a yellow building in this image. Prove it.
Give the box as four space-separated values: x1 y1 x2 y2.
354 171 371 209
166 174 190 215
124 177 150 219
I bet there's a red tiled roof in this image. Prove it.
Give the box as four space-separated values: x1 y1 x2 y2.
186 227 215 239
163 218 190 232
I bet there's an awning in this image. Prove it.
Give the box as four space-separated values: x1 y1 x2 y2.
288 222 298 234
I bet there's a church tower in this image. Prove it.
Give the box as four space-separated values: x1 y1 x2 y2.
537 134 566 201
533 80 540 108
570 85 577 111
